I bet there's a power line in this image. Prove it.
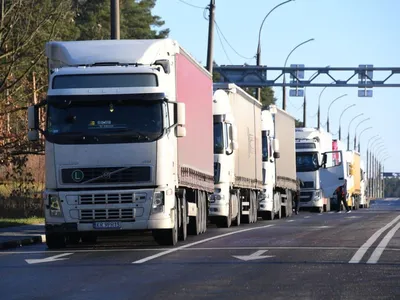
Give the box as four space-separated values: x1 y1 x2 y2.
215 20 233 65
214 20 255 61
177 0 206 9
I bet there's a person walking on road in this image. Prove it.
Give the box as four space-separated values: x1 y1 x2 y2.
294 179 303 215
336 180 351 213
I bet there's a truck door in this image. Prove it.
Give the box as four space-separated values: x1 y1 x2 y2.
320 150 345 199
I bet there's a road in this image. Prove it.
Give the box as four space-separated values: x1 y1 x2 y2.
1 199 400 300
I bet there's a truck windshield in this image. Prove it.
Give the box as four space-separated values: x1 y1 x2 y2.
262 131 268 161
296 152 319 172
46 100 163 144
214 122 224 154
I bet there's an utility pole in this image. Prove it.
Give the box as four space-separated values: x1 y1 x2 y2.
206 0 216 74
111 0 120 40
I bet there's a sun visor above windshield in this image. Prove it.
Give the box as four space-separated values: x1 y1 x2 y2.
47 92 167 105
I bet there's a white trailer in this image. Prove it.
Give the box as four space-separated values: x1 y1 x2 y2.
209 83 262 227
258 105 297 220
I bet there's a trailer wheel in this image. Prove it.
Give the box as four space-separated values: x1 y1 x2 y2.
153 205 178 246
46 233 66 249
252 191 258 223
178 196 187 241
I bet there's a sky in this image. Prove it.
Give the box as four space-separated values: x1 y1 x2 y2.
153 0 400 172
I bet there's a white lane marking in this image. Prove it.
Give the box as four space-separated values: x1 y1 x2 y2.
233 250 274 261
132 224 275 264
286 220 295 222
348 214 400 264
25 253 73 265
367 221 400 264
304 216 311 219
318 213 323 216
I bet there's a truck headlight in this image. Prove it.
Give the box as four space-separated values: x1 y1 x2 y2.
313 190 322 201
209 194 225 203
49 195 63 217
151 191 164 214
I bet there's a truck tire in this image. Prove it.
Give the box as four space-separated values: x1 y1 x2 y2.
188 191 201 236
46 233 66 249
251 191 258 223
178 196 187 241
153 205 178 246
201 191 207 233
232 193 241 226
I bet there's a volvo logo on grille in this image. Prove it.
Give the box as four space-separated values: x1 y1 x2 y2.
71 170 84 182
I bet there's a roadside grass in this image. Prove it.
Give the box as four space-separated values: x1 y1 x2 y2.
0 217 44 228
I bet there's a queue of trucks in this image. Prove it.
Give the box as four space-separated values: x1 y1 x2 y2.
26 38 369 249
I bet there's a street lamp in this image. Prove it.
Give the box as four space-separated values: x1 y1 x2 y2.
256 0 294 102
282 38 315 110
303 65 330 127
347 113 363 150
326 94 347 132
317 80 335 129
354 117 370 150
338 104 356 140
357 126 372 152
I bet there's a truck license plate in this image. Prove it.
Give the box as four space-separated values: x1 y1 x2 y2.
93 221 121 229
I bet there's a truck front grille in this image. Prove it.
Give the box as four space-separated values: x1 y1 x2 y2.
61 166 151 184
300 191 313 202
79 193 147 205
80 208 135 222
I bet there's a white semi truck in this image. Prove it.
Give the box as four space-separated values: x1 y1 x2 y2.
258 105 297 220
295 128 345 213
27 39 214 248
209 83 262 227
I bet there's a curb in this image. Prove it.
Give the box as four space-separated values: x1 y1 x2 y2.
0 234 46 250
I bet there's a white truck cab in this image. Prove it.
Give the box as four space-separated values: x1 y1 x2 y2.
295 128 345 212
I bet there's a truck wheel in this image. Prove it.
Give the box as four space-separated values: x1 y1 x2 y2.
46 233 66 249
232 194 241 226
178 197 187 241
201 192 207 233
252 191 258 223
188 191 201 236
153 206 178 246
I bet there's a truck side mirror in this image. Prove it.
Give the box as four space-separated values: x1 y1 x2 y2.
176 102 185 126
27 106 39 142
320 153 327 168
273 138 280 159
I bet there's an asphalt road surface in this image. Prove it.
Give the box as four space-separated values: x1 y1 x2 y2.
1 199 400 300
